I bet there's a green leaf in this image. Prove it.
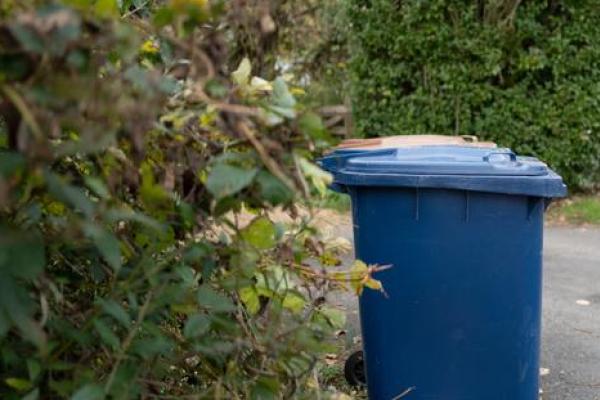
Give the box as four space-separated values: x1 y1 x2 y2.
23 388 39 400
182 243 211 264
10 7 81 56
0 275 46 349
256 171 293 205
250 377 279 400
104 208 165 232
0 309 9 338
298 112 330 142
84 176 110 199
232 57 251 86
71 383 105 400
97 299 130 328
153 6 174 27
27 359 41 381
0 228 45 280
45 172 95 217
5 377 32 392
94 0 119 17
205 163 257 199
183 314 211 338
271 78 296 109
239 287 260 315
0 151 25 177
240 217 276 250
82 223 122 272
298 157 332 197
196 286 235 312
319 306 346 329
282 291 305 314
93 319 120 350
204 79 228 98
349 260 369 295
131 337 172 359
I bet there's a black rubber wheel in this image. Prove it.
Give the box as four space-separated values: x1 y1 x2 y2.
344 350 366 387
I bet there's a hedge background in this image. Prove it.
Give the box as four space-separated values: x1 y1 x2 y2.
346 0 600 190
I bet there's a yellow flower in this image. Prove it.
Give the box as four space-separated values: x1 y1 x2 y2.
140 39 159 55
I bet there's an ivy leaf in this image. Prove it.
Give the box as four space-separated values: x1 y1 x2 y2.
240 217 276 250
205 163 257 199
232 57 251 86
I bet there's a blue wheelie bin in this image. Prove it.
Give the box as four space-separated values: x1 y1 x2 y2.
320 135 567 400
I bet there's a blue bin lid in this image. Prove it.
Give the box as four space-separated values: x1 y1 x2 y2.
320 145 567 198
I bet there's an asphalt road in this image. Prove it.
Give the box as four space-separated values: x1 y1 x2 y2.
541 227 600 400
329 222 600 400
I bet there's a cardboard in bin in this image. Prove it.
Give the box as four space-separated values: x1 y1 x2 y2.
334 134 496 150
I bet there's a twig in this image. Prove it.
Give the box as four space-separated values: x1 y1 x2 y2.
236 120 297 192
121 0 149 19
194 84 261 116
1 84 43 140
104 288 156 393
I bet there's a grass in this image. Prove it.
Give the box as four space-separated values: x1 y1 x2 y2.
548 195 600 225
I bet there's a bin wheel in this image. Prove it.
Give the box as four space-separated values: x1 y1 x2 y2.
344 350 366 387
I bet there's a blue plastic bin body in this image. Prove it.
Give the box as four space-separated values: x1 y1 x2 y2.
320 145 566 400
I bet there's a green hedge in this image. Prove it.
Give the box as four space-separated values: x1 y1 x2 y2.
346 0 600 190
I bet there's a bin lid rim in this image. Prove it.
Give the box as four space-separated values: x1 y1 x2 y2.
319 144 568 198
340 146 547 177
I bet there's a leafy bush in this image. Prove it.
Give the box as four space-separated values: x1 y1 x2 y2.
0 1 381 398
346 0 600 190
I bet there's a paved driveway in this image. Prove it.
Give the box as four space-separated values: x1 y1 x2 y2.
330 222 600 400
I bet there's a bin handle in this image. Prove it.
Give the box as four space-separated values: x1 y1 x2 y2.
484 151 517 163
460 135 478 143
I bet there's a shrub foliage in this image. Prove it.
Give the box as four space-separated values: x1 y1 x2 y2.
0 1 375 398
346 0 600 190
